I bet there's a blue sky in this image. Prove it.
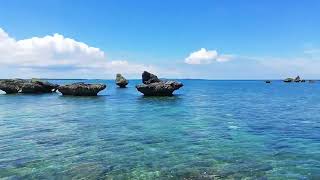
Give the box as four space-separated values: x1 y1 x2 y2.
0 0 319 79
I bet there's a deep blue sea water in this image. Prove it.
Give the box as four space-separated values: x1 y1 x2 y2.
0 80 319 179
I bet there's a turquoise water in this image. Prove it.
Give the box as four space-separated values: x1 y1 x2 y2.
0 80 319 179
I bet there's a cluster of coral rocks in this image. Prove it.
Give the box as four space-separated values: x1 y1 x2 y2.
265 76 316 84
0 71 183 96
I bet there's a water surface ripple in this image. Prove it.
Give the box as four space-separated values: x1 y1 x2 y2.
0 80 319 179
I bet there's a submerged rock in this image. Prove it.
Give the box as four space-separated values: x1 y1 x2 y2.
58 83 106 96
265 80 271 83
0 79 58 94
115 74 128 88
136 71 183 96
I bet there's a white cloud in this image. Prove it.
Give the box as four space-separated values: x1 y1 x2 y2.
0 28 157 78
184 48 233 64
0 28 105 67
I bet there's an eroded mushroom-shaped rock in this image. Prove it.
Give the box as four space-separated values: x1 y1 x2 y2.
0 79 58 94
136 71 183 96
115 74 128 88
58 83 106 96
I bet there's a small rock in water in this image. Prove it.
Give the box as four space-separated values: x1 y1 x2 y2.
294 76 301 82
265 80 271 83
115 74 128 88
58 82 106 96
136 71 183 96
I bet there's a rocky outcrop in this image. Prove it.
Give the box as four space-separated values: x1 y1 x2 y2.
284 76 309 83
284 78 294 83
0 79 58 94
265 80 271 83
142 71 161 84
136 71 183 96
0 79 27 94
58 83 106 96
21 81 59 93
294 76 301 82
115 74 128 88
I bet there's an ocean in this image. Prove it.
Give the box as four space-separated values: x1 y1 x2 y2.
0 80 319 179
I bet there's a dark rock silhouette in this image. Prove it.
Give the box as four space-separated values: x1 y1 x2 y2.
294 76 301 82
115 74 128 88
265 80 271 83
142 71 161 84
136 71 183 96
58 83 106 96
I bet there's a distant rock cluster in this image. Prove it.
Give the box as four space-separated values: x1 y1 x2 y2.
0 71 184 96
284 76 315 83
265 76 316 84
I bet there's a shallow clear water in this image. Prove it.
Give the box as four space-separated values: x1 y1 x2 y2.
0 80 319 179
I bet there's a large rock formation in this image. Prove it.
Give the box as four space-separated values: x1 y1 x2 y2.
136 71 183 96
115 74 128 88
0 79 27 94
58 83 106 96
0 79 58 94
